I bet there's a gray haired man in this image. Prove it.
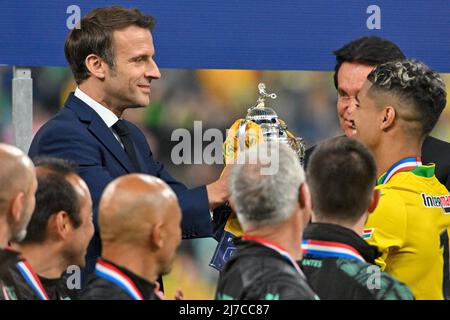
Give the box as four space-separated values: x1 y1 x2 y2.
215 142 318 300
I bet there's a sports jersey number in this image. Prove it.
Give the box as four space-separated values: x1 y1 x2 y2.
440 229 450 300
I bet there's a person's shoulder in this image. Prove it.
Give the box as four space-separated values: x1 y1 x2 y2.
368 187 408 238
335 259 414 300
375 272 415 300
260 271 318 300
80 275 130 300
32 107 86 143
423 136 450 164
374 185 407 215
259 259 318 300
424 136 450 151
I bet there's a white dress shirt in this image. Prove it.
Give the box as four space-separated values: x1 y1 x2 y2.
74 87 123 147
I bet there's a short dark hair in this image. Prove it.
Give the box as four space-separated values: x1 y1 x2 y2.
22 157 82 244
306 137 377 223
64 6 156 84
367 59 447 137
333 36 405 89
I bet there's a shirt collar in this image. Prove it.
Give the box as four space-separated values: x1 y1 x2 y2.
74 87 119 128
97 259 158 300
302 223 381 263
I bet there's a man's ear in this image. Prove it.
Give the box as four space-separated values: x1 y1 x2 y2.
368 189 380 214
10 192 25 224
48 211 71 240
228 196 236 213
380 106 396 131
84 54 107 80
150 222 164 250
299 183 312 224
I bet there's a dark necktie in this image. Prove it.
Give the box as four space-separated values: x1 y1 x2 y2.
111 120 140 172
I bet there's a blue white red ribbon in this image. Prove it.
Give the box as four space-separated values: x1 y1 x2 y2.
302 239 365 262
378 157 422 185
16 261 49 300
95 260 144 300
242 235 304 276
1 284 12 300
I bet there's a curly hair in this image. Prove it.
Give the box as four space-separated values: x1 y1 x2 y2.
367 59 447 136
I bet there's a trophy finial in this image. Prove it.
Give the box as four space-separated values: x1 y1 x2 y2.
254 83 277 109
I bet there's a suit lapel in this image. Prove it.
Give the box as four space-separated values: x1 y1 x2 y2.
65 93 136 173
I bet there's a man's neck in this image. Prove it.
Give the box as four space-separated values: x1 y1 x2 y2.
16 243 68 279
312 215 367 238
245 224 302 261
0 220 12 248
102 243 159 284
78 82 123 117
373 135 422 178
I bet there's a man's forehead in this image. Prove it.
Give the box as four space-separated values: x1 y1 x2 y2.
338 62 375 92
113 26 153 47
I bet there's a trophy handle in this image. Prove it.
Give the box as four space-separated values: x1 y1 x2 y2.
237 120 248 153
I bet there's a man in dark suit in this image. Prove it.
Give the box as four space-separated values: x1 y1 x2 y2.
304 36 450 191
29 6 229 272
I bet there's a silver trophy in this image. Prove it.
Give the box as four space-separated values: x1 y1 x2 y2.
237 83 306 166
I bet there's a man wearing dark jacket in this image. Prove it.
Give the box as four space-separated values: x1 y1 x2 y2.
82 174 182 300
12 157 94 300
216 142 317 300
0 144 38 300
28 6 230 274
301 137 414 300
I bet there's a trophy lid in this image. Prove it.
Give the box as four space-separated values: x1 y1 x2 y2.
246 107 278 123
246 83 278 124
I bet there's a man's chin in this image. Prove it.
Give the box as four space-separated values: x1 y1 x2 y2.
343 126 357 138
128 102 149 109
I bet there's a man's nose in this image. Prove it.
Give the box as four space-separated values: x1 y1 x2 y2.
347 98 357 115
146 59 161 80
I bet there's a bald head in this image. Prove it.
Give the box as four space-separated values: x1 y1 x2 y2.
99 174 181 245
0 143 37 244
0 143 35 201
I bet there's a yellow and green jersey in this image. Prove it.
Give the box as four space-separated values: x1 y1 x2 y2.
364 157 450 300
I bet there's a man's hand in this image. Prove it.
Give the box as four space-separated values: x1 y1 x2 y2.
206 165 233 209
154 282 184 300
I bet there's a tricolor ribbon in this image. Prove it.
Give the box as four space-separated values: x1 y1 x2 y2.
302 239 365 262
242 235 305 276
378 157 422 185
95 260 144 300
16 261 49 300
1 284 12 300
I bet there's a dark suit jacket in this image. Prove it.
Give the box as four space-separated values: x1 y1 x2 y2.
304 135 450 191
29 94 212 271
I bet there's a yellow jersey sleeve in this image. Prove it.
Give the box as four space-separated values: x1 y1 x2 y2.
365 188 408 271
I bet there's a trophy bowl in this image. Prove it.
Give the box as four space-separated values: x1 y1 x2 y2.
239 83 306 166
